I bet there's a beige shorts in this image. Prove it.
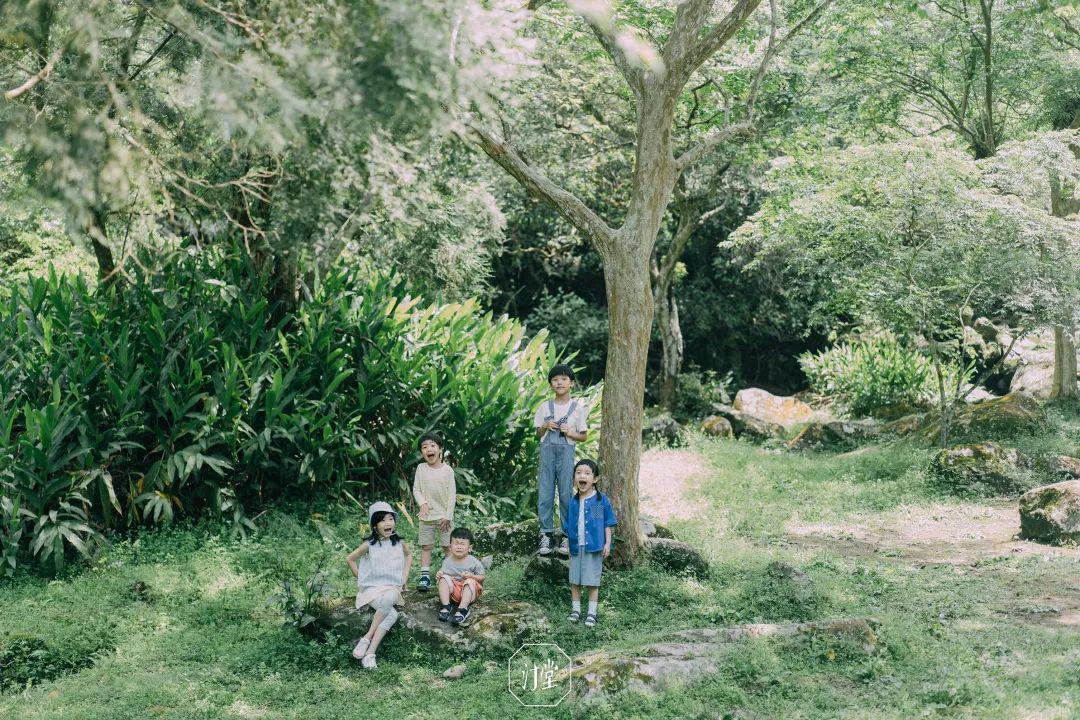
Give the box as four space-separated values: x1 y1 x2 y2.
418 519 451 547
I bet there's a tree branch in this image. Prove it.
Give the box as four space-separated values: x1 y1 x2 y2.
678 0 764 81
674 120 753 172
465 120 616 251
4 47 62 101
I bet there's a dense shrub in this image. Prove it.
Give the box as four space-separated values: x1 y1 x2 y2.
0 247 566 574
799 337 935 416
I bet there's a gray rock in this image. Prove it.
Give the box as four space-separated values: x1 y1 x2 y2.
972 317 1002 344
524 553 569 583
568 618 880 700
1019 480 1080 545
928 442 1036 497
643 412 686 448
711 403 786 441
640 517 676 540
315 594 550 654
646 537 710 578
443 664 467 679
1047 455 1080 479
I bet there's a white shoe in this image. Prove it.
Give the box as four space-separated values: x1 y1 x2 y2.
351 638 370 660
538 533 552 555
361 654 377 669
557 536 570 556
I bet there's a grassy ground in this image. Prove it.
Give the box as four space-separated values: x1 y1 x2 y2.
1 404 1078 719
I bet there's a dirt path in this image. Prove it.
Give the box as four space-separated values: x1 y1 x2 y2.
637 448 712 523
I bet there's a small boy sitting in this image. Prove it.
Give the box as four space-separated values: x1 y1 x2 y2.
436 527 486 626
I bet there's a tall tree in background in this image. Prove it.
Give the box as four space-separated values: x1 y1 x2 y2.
467 0 833 562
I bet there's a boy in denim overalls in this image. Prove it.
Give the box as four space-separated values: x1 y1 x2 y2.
533 364 588 556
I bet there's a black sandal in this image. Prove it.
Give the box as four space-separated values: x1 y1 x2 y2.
450 606 471 626
438 604 451 622
567 610 581 623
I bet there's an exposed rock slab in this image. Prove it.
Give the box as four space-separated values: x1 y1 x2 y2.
733 388 814 430
568 618 880 700
928 442 1035 497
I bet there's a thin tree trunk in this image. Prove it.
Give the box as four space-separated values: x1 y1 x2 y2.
1050 325 1078 400
655 287 684 409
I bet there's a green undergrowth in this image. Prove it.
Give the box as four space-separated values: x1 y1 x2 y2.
1 430 1078 719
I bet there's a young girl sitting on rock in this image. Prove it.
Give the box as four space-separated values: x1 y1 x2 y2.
347 501 412 669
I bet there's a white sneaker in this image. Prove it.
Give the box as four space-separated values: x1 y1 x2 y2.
361 654 377 669
538 533 552 555
351 637 370 659
557 536 570 556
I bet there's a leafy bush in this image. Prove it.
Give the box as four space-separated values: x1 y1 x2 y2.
267 554 336 638
671 369 733 422
0 247 566 573
799 337 933 416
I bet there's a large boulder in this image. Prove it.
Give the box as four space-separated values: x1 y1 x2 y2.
928 442 1035 497
701 415 734 439
568 618 880 701
733 388 814 431
711 403 786 441
1019 480 1080 545
315 594 550 655
642 412 686 448
883 413 927 437
922 392 1048 440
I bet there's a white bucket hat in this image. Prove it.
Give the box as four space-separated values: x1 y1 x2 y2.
368 501 396 524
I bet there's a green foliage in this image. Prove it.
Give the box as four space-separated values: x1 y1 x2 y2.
799 338 933 417
267 554 335 636
0 247 564 573
525 291 609 384
670 369 733 423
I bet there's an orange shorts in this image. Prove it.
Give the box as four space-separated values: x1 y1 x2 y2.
441 576 484 603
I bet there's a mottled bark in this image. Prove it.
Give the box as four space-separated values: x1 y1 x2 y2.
1048 120 1080 400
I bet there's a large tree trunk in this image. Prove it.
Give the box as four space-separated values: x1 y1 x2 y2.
600 247 654 565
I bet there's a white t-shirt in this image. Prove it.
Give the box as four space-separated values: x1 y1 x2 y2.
533 398 589 445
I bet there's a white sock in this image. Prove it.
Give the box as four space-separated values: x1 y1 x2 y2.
421 566 430 573
572 600 581 612
588 601 598 615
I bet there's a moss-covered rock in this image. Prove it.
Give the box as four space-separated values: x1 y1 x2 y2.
1019 480 1080 545
923 392 1048 441
786 419 878 451
646 537 710 578
928 442 1036 497
701 414 734 439
314 594 550 655
1046 455 1080 480
473 519 540 558
883 412 927 436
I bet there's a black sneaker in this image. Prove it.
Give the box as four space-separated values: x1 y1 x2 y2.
416 574 431 592
438 604 451 622
538 533 553 555
567 610 581 623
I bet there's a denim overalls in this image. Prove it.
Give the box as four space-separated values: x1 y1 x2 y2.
538 399 578 535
